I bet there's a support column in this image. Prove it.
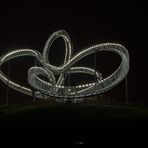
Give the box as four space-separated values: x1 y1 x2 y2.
33 59 37 101
94 51 98 103
6 61 10 106
125 76 128 105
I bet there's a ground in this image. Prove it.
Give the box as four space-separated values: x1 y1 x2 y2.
0 100 148 147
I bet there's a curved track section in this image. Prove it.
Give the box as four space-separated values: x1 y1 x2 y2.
0 30 129 100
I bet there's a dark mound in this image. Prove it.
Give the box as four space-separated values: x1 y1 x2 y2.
0 100 148 147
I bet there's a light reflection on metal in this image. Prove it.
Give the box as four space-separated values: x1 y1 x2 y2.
0 30 129 101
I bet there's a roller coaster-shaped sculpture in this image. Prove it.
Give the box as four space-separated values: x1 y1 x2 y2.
0 30 129 101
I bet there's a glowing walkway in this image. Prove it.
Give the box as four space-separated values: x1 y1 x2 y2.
0 30 129 100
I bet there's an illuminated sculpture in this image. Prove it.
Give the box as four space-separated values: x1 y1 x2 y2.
0 30 129 101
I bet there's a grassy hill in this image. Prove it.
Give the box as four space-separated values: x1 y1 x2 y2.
1 100 148 120
0 100 148 147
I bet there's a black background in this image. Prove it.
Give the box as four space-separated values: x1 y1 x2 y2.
0 1 148 147
0 0 147 104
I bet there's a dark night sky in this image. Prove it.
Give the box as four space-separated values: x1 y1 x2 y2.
0 1 147 104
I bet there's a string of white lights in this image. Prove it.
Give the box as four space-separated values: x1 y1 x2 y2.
0 30 129 100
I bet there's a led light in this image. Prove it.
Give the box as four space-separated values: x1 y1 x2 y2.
85 84 89 87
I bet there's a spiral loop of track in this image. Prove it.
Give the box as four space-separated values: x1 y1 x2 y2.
0 30 129 99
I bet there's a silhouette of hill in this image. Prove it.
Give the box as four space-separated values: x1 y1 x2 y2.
0 99 148 147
